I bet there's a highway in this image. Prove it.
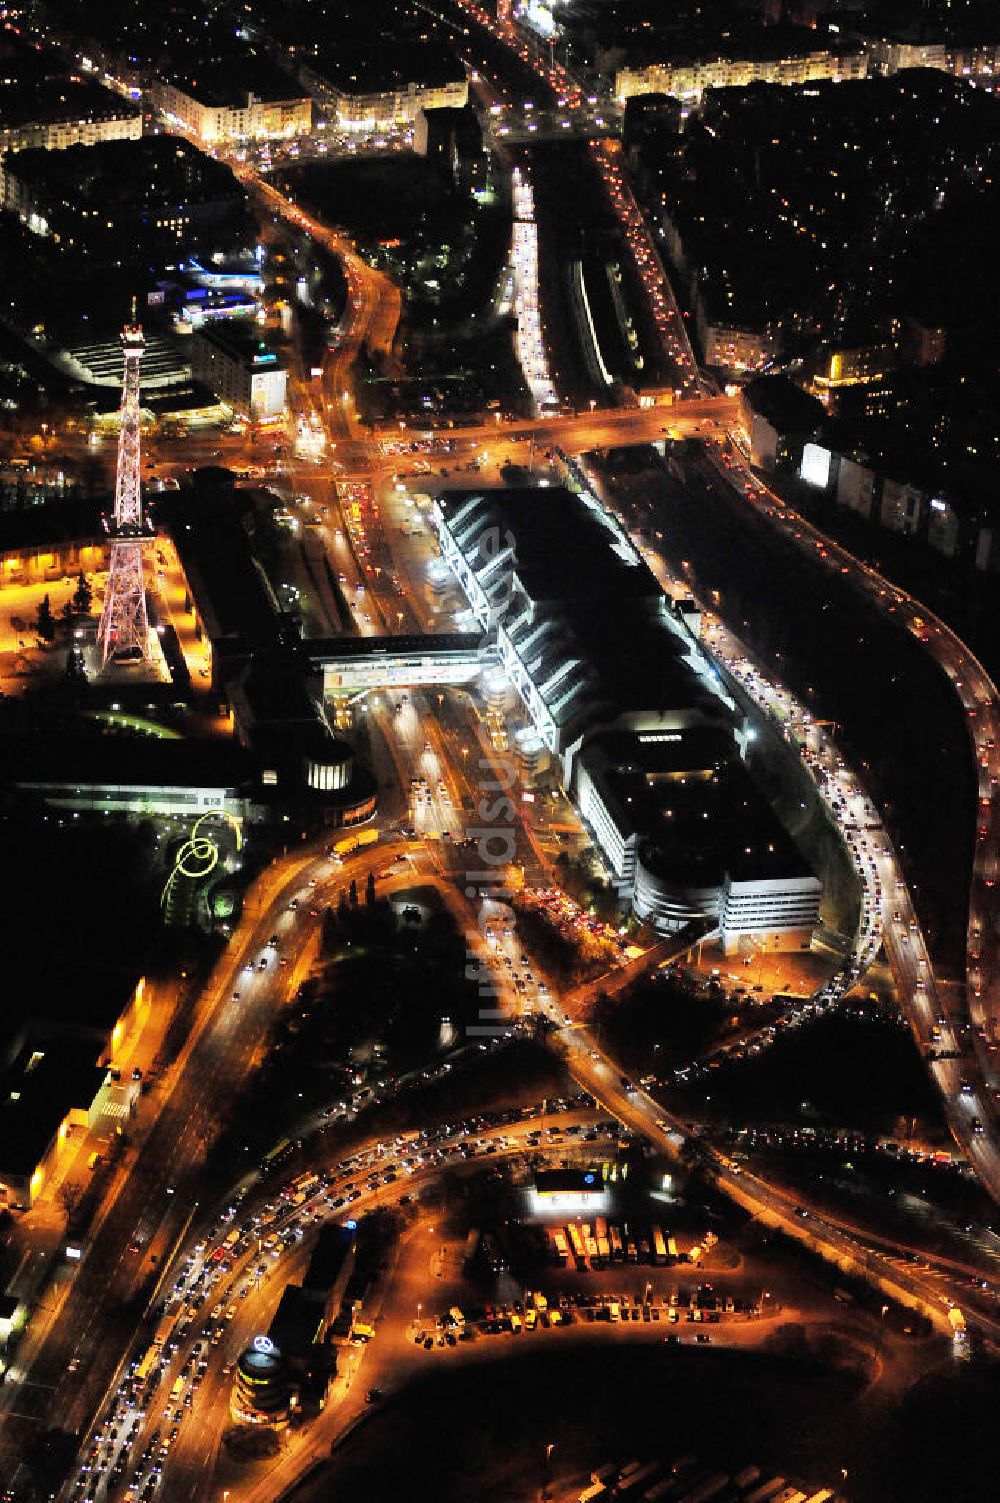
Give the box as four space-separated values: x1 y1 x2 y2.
57 1099 616 1503
12 36 1000 1501
54 874 992 1503
448 0 704 393
0 840 395 1485
695 443 1000 1205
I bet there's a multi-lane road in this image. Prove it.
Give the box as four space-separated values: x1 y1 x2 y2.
67 1098 612 1503
9 32 1000 1501
0 842 388 1483
694 446 1000 1202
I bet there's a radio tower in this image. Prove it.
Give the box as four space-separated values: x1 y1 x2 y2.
98 301 152 668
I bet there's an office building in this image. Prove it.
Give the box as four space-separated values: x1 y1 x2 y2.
0 965 148 1209
231 1336 292 1427
190 323 287 421
529 1169 610 1216
739 376 825 472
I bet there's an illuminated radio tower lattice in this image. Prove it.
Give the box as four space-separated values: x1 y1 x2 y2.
98 303 152 668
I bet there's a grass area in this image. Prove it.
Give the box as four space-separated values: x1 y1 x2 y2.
854 1361 1000 1503
296 1340 875 1503
736 1148 994 1268
204 887 565 1182
596 972 774 1073
683 1007 947 1140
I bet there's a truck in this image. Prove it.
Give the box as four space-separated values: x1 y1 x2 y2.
567 1222 586 1268
594 1219 610 1268
617 1462 660 1494
551 1229 569 1266
170 1376 185 1403
609 1225 624 1263
333 828 379 859
651 1226 668 1265
949 1306 968 1341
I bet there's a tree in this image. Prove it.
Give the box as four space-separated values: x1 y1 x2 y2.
72 571 93 614
365 869 376 906
348 878 359 907
62 647 87 685
322 906 338 951
36 593 55 642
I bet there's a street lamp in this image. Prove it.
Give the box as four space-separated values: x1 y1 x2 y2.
543 1442 556 1502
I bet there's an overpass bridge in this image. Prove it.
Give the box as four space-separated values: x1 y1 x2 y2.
306 632 494 696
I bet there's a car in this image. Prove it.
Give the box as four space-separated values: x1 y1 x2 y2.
365 1387 382 1403
423 1336 434 1349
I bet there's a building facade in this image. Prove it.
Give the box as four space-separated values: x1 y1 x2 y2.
155 80 311 145
0 79 141 159
190 324 287 420
616 46 868 104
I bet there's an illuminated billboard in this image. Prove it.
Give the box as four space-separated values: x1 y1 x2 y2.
800 442 832 488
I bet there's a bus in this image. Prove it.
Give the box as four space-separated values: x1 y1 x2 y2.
609 1225 624 1263
261 1138 297 1176
285 1171 320 1203
567 1222 586 1269
652 1227 668 1266
134 1345 160 1384
153 1313 178 1355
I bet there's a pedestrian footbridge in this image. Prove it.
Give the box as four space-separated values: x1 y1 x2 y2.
306 632 494 696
